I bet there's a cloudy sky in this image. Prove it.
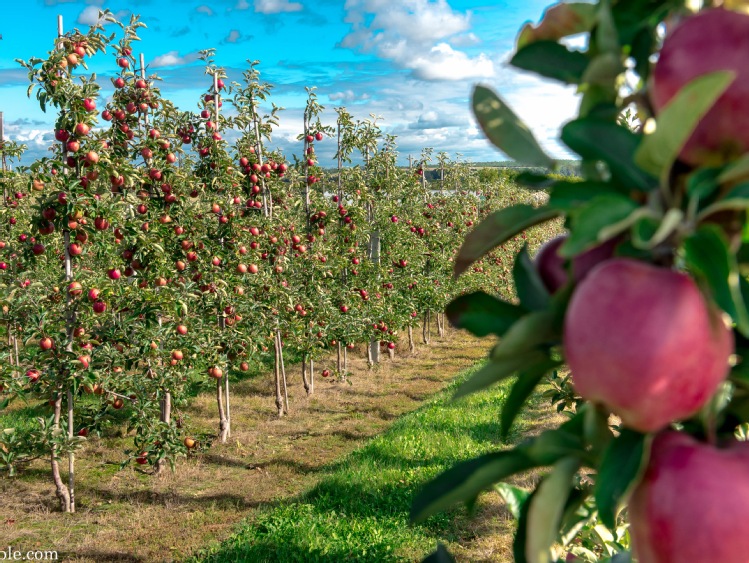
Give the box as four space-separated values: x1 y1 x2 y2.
0 0 580 166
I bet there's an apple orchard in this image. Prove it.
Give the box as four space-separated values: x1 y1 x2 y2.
6 2 749 563
0 12 543 518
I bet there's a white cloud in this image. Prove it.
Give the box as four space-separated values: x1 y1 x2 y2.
340 0 494 81
235 0 250 8
196 5 215 16
150 50 201 68
225 30 241 43
254 0 303 14
328 90 370 103
410 43 494 81
76 6 104 25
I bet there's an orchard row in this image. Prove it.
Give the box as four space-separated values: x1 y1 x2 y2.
0 13 551 512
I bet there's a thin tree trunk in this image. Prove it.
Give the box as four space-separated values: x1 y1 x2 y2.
51 394 71 513
423 311 431 345
278 331 289 413
337 342 342 374
387 346 394 360
367 341 373 367
155 391 172 475
343 345 348 372
301 353 311 395
369 338 380 365
225 373 231 438
437 313 445 337
217 378 229 443
67 388 74 512
274 331 283 417
408 325 416 354
309 359 314 396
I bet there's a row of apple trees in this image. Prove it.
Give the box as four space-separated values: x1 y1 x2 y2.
0 13 556 512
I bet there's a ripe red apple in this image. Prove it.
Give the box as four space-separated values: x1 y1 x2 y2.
75 123 90 137
39 337 54 351
26 369 41 382
83 98 96 111
535 235 618 293
630 431 749 563
68 281 83 296
184 437 196 449
93 300 107 314
135 452 148 465
107 268 121 280
78 428 89 437
172 350 183 361
208 366 223 379
651 9 749 165
176 324 188 336
564 259 733 432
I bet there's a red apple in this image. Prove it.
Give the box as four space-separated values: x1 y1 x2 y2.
651 9 749 165
39 337 54 351
630 431 749 563
535 235 618 293
93 300 107 314
564 259 733 432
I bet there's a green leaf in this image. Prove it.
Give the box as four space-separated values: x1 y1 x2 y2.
510 41 590 85
635 70 736 178
632 208 684 249
454 350 550 400
514 245 551 311
561 118 657 192
454 204 560 277
594 429 651 530
513 488 536 563
548 181 623 212
422 544 456 563
523 427 585 466
718 154 749 185
559 194 640 258
501 360 562 438
526 458 580 563
516 172 556 189
582 53 624 86
683 224 749 336
496 482 531 520
697 182 749 219
472 86 555 168
410 449 536 523
490 310 557 360
445 291 526 338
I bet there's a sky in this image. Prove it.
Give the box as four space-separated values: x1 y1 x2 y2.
0 0 581 166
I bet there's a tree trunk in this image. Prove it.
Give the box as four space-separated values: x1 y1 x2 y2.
370 338 380 365
437 312 445 337
224 374 231 438
155 391 172 475
337 342 342 374
301 353 311 395
51 394 71 513
217 378 229 443
279 332 289 413
274 331 283 417
367 341 373 367
423 311 431 345
343 345 348 372
408 325 416 354
309 359 314 396
387 346 395 360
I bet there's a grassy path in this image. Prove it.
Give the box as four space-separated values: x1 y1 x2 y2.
2 327 514 562
192 345 564 563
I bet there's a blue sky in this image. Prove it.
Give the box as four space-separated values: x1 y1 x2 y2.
0 0 579 166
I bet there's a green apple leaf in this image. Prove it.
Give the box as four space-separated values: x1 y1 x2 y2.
410 449 537 524
454 350 550 400
496 483 531 520
561 118 657 192
559 194 641 258
697 182 749 220
594 429 651 530
548 181 623 212
445 291 526 338
454 204 560 277
526 458 580 563
635 70 736 178
513 245 551 312
683 224 749 336
510 41 590 85
501 359 563 439
472 86 555 168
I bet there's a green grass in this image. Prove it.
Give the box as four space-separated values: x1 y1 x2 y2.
191 363 547 563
